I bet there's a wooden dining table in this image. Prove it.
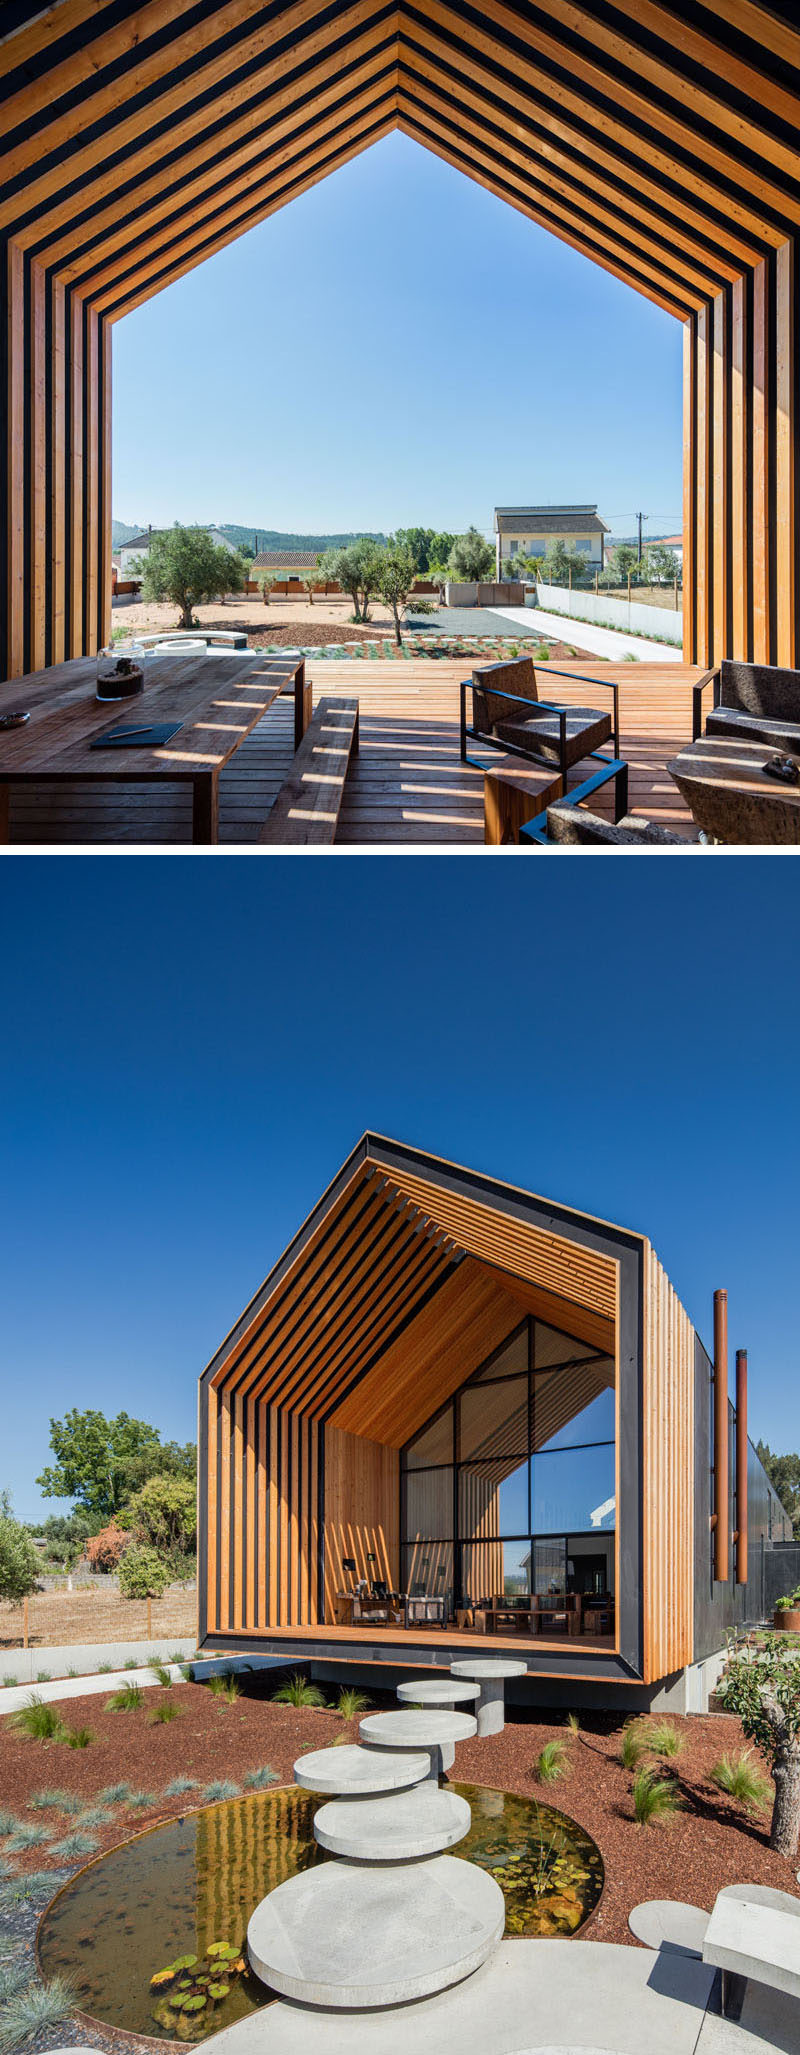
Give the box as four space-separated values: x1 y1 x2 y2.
0 649 300 844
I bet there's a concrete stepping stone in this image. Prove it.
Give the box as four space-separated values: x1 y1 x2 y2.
396 1678 480 1709
450 1657 528 1736
628 1899 709 1957
313 1783 471 1860
247 1853 504 2008
360 1707 477 1779
293 1742 429 1795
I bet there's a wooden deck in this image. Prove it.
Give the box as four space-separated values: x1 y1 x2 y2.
7 660 704 845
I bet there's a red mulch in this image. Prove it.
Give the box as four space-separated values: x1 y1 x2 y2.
215 620 379 647
2 1685 797 1944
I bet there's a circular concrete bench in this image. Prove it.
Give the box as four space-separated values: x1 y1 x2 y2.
247 1853 504 2008
359 1707 477 1780
450 1656 528 1735
293 1742 429 1795
628 1900 709 1957
313 1782 470 1860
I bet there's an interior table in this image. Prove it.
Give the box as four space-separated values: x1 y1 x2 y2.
0 648 298 844
667 735 800 844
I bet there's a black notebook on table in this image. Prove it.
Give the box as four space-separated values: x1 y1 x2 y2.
91 721 183 750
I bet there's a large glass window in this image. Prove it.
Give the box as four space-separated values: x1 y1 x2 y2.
400 1314 617 1626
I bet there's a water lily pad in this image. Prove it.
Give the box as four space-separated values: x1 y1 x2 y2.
207 1982 230 2000
179 1993 207 2013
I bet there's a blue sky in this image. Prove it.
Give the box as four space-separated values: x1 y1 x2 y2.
1 858 798 1522
112 133 683 541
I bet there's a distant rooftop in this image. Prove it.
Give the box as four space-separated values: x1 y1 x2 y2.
494 504 608 534
251 549 318 571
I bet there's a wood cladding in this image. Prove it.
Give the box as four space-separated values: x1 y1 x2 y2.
641 1245 695 1685
205 1383 320 1634
323 1425 399 1618
4 5 800 679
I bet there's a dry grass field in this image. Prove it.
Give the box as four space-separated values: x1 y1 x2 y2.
0 1585 196 1652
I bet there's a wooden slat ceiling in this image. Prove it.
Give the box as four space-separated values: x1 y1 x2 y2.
206 1149 620 1442
4 1 800 323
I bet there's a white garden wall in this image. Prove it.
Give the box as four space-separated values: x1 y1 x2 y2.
536 580 683 648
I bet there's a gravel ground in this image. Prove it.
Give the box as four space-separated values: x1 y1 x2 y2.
2 1683 797 2052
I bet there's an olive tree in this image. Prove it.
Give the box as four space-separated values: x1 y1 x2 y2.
719 1637 800 1857
257 567 285 604
375 541 434 647
324 540 383 621
138 526 244 628
447 528 494 582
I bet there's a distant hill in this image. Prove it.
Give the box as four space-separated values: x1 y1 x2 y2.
112 520 388 552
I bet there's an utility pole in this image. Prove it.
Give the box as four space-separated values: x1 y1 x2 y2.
635 510 647 563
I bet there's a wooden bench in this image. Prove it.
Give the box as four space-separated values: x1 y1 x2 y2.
260 696 359 844
482 752 563 844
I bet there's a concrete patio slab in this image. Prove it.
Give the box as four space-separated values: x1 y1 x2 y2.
247 1852 504 2007
214 1939 716 2054
396 1678 480 1707
360 1707 477 1779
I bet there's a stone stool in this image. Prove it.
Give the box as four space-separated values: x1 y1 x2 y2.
450 1657 528 1736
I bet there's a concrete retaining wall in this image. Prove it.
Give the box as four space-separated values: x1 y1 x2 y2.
537 580 684 647
0 1635 196 1684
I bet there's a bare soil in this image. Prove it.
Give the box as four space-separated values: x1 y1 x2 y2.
1 1683 797 1945
0 1590 196 1652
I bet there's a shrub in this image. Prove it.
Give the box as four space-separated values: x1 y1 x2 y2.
533 1739 569 1785
632 1767 682 1824
151 1663 173 1687
74 1807 113 1829
97 1783 134 1805
27 1790 70 1812
10 1696 65 1742
620 1721 647 1770
203 1781 240 1802
710 1749 772 1811
243 1767 277 1790
164 1777 200 1797
0 1505 40 1604
63 1725 94 1749
336 1687 370 1721
169 1649 187 1664
85 1518 131 1572
5 1824 48 1852
0 1812 23 1837
47 1831 98 1859
565 1711 580 1734
106 1683 143 1712
207 1675 241 1705
0 1954 28 2003
35 1671 51 1684
124 1658 138 1671
117 1545 170 1600
0 1973 77 2054
272 1673 325 1708
149 1701 182 1724
648 1720 683 1759
127 1791 156 1810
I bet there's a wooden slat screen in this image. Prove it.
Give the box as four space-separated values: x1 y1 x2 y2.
641 1243 695 1682
205 1384 321 1634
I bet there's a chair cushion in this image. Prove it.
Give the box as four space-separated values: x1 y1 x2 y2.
497 706 611 767
706 704 800 751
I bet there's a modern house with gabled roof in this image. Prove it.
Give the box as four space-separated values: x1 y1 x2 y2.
198 1135 792 1710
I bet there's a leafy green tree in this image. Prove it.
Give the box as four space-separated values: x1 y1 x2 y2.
37 1410 194 1524
138 525 245 628
257 567 285 604
118 1545 171 1600
395 528 457 575
300 571 318 605
323 539 383 621
29 1512 91 1569
375 542 419 648
603 542 639 585
447 528 495 582
0 1496 40 1603
642 543 680 585
719 1638 800 1856
124 1473 197 1559
542 539 591 584
757 1443 800 1537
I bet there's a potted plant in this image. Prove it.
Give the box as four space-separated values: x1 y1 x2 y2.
774 1587 800 1633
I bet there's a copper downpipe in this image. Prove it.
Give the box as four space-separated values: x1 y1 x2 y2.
713 1289 729 1582
735 1348 748 1585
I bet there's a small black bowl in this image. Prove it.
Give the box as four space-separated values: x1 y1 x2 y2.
0 711 30 729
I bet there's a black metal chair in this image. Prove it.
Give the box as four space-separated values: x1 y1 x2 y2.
461 654 620 797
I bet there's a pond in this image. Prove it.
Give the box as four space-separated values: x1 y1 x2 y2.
38 1783 603 2041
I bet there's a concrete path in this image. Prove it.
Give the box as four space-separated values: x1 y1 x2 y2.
0 1635 196 1687
497 606 682 664
0 1660 187 1716
211 1939 716 2053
